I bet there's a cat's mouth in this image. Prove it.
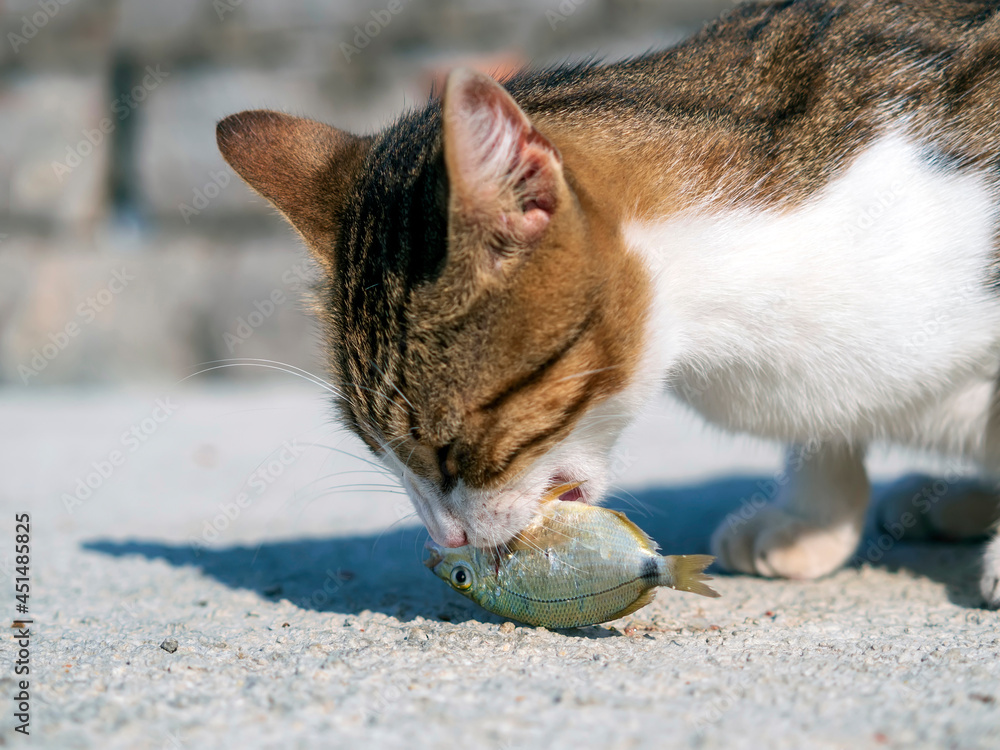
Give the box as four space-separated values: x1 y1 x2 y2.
546 476 587 503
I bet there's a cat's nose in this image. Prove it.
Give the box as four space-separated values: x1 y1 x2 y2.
419 512 469 548
436 527 469 548
402 478 470 548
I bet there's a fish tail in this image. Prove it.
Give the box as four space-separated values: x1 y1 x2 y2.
662 555 721 598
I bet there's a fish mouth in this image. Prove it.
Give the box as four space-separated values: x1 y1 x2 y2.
423 540 445 569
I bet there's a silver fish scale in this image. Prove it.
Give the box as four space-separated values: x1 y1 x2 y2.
475 503 664 628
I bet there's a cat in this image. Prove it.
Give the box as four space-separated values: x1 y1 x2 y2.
217 0 1000 608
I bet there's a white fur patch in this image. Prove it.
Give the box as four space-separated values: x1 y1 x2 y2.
625 133 1000 452
402 132 1000 551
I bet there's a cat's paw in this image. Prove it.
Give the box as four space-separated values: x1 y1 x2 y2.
711 506 860 580
981 536 1000 610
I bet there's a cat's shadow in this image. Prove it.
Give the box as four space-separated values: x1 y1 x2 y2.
605 475 990 610
83 474 990 629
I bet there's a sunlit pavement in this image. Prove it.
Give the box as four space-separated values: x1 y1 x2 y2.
3 385 998 749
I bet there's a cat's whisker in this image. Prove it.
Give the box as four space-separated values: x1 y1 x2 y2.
412 527 432 561
302 441 397 478
189 357 411 414
606 487 657 519
288 448 402 514
370 434 410 467
298 483 407 496
383 434 411 452
185 357 341 391
180 359 344 397
528 521 601 556
508 530 588 575
209 426 360 544
225 424 343 505
402 439 421 474
300 483 408 497
371 511 421 554
289 483 408 523
294 468 402 495
308 426 387 494
372 433 417 473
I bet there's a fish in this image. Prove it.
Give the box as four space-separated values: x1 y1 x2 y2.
425 485 720 629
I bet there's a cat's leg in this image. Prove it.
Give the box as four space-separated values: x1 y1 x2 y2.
876 474 999 543
879 478 1000 608
875 377 1000 544
981 534 1000 609
711 443 869 579
980 381 1000 609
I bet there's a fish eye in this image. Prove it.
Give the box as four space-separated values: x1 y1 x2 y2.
450 565 473 591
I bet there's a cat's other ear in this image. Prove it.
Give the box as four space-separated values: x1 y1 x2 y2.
216 110 370 264
442 69 564 251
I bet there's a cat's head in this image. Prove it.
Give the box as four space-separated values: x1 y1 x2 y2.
218 69 652 549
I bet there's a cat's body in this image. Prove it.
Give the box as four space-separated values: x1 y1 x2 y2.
218 0 1000 607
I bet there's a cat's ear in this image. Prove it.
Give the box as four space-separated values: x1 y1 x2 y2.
442 69 564 250
216 110 370 263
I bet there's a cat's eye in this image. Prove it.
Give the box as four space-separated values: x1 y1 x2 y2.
450 565 473 590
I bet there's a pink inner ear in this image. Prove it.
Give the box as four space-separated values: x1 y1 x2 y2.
519 207 552 239
515 141 559 208
510 141 558 242
447 71 561 244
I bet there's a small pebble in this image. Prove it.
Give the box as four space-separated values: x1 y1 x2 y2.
160 639 178 654
499 622 516 634
407 627 429 641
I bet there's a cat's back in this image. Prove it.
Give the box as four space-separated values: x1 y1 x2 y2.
514 0 1000 106
501 2 1000 442
507 0 1000 207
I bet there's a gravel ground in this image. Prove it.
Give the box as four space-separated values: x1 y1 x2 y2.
2 384 999 749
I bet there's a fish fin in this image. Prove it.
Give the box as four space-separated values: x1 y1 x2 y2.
664 555 721 598
540 481 585 503
608 509 660 553
609 588 657 621
510 513 565 553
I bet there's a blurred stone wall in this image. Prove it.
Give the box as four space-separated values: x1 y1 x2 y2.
0 0 734 386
